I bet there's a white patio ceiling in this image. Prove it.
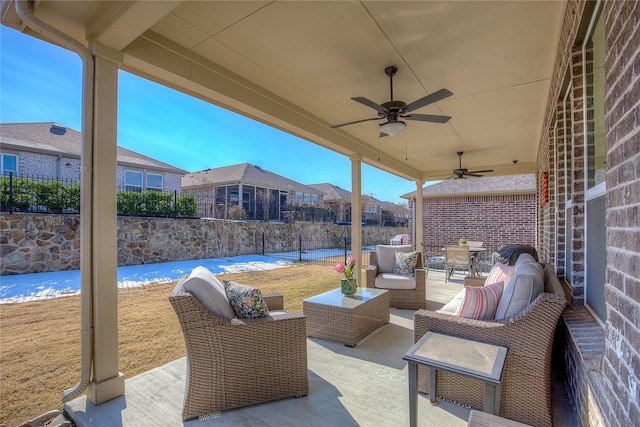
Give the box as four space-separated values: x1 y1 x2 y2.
3 0 566 182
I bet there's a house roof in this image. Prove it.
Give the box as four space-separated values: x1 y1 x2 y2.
182 163 324 195
401 174 536 199
0 122 188 175
309 182 408 214
308 183 352 202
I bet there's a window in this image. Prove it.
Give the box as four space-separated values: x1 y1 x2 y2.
1 154 18 175
243 185 256 219
146 173 163 191
583 2 606 323
228 185 239 204
585 5 606 190
125 170 143 192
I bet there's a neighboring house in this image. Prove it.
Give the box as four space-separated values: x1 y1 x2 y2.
309 182 410 226
402 174 536 256
0 122 187 193
182 163 325 221
308 183 352 223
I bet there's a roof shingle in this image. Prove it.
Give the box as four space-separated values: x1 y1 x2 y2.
401 174 536 199
0 122 188 174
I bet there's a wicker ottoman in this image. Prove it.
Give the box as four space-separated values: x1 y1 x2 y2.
303 287 389 347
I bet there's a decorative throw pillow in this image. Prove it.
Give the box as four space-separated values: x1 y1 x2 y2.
393 251 418 276
455 282 504 320
223 280 269 318
485 264 516 289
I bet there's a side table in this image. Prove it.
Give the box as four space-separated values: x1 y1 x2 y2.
403 332 508 427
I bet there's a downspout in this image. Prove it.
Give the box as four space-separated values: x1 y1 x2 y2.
14 0 95 402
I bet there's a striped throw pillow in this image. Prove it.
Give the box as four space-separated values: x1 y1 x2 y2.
486 264 516 289
455 282 504 320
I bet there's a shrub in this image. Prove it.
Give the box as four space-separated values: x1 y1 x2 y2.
229 205 247 220
176 194 197 217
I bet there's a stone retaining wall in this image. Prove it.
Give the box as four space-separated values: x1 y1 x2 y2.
0 213 407 275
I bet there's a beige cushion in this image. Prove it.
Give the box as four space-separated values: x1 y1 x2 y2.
377 245 413 273
494 261 544 320
437 288 465 315
183 266 236 319
515 252 537 267
374 272 417 290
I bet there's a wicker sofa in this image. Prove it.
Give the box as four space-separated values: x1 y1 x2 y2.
366 245 427 309
169 270 308 421
413 260 566 426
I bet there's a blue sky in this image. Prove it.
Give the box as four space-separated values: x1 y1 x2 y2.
1 26 420 204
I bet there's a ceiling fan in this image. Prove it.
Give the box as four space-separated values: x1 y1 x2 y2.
452 151 494 179
331 66 453 137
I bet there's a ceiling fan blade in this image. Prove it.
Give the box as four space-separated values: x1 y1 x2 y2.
468 169 494 174
403 88 453 113
403 114 451 123
331 117 381 129
465 173 484 177
351 97 389 114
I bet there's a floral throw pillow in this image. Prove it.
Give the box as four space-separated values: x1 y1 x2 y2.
393 251 418 276
223 280 269 318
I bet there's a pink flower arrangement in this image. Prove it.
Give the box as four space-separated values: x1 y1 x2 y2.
334 256 356 279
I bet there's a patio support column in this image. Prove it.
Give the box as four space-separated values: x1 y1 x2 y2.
86 42 125 404
350 154 363 283
415 180 424 252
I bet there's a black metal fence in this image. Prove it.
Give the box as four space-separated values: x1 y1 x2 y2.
258 233 377 266
2 173 409 225
1 173 80 214
0 173 198 217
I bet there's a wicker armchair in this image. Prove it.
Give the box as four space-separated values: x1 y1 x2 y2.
412 264 566 427
365 245 427 309
169 280 308 421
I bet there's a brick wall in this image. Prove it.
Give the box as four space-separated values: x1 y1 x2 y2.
537 1 640 426
420 193 536 256
601 0 640 425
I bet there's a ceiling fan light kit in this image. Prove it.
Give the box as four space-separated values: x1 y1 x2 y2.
379 120 406 136
332 66 452 137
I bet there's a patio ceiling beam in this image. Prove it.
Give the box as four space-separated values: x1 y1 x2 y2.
86 0 181 51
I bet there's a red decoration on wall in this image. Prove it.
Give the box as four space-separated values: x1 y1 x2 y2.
540 172 549 206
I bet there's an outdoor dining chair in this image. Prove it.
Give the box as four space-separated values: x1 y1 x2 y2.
444 245 471 282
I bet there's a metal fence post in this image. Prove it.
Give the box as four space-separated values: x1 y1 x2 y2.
298 234 302 262
174 190 178 218
9 172 14 214
262 232 265 256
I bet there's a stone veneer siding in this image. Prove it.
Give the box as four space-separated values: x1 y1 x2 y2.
0 213 406 275
537 1 639 426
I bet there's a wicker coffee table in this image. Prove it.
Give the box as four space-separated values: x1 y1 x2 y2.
303 287 390 347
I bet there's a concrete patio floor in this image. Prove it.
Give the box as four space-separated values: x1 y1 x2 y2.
64 269 577 426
